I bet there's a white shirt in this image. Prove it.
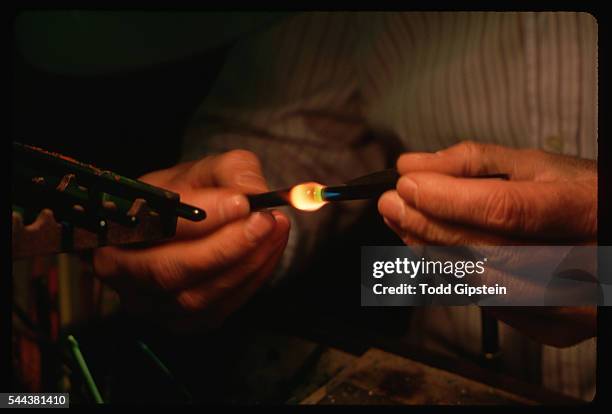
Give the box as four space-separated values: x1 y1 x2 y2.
181 11 598 400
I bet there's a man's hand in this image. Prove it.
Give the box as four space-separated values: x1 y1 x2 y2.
378 141 597 245
377 141 597 347
93 150 290 332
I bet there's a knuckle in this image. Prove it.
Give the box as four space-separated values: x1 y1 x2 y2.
484 188 526 232
177 291 208 313
450 140 487 176
221 149 260 167
186 156 215 187
458 139 480 150
213 150 264 188
458 140 485 157
151 256 186 291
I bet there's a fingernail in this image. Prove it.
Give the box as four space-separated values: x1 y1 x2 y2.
236 171 268 192
270 209 285 222
244 211 276 242
383 217 402 234
378 191 405 224
397 176 417 205
220 194 249 222
270 210 291 230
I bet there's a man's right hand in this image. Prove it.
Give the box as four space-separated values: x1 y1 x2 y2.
93 150 291 332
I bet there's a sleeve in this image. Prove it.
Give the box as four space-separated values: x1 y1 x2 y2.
180 12 391 285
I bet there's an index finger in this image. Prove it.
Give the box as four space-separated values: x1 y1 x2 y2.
396 172 596 239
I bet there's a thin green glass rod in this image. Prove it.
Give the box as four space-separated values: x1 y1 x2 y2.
67 335 103 404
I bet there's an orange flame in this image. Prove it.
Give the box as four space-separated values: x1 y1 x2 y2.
289 182 327 211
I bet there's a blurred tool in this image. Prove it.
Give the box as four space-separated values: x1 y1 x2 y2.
12 142 206 259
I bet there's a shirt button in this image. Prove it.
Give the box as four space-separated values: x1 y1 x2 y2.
544 135 564 153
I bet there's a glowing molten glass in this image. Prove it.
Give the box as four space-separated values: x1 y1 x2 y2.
289 182 328 211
